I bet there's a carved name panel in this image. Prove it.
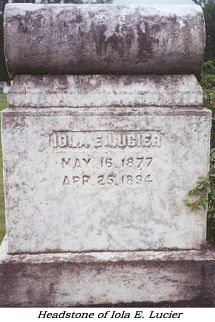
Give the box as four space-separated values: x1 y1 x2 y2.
49 130 162 149
49 130 162 188
1 109 210 253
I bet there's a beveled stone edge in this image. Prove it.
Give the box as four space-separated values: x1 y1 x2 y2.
1 107 211 118
1 237 215 264
7 74 203 108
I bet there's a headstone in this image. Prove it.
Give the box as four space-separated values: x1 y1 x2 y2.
2 85 9 95
0 1 215 307
0 82 6 90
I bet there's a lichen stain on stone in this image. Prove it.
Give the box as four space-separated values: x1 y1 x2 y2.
74 76 104 93
51 75 69 91
56 8 84 33
31 75 69 91
15 10 45 34
91 22 107 56
136 21 153 61
5 5 205 75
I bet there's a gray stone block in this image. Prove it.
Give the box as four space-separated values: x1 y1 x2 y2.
8 74 203 108
0 238 215 307
1 105 211 254
2 1 212 309
4 1 205 77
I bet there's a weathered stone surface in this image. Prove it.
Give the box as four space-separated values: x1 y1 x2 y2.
8 75 203 108
1 0 212 309
1 106 211 254
4 1 205 77
0 238 215 307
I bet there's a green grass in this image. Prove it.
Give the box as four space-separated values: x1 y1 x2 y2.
203 87 215 244
0 92 6 243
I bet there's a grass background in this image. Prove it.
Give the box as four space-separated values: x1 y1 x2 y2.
202 71 215 243
0 92 6 243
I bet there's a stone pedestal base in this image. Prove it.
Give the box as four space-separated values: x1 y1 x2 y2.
0 238 215 307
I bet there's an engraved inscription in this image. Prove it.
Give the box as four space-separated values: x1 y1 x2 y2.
61 155 153 186
49 130 162 149
49 130 163 187
62 158 91 168
62 173 152 186
61 156 152 170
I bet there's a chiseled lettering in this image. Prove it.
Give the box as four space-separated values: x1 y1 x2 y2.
63 175 91 185
62 158 91 168
82 175 90 185
73 176 80 183
74 159 81 168
59 134 67 147
153 134 161 146
94 136 102 147
142 134 152 146
127 133 136 147
82 158 91 165
62 158 71 167
50 130 162 149
63 176 70 185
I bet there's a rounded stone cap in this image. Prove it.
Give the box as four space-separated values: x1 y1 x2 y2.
4 1 205 77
